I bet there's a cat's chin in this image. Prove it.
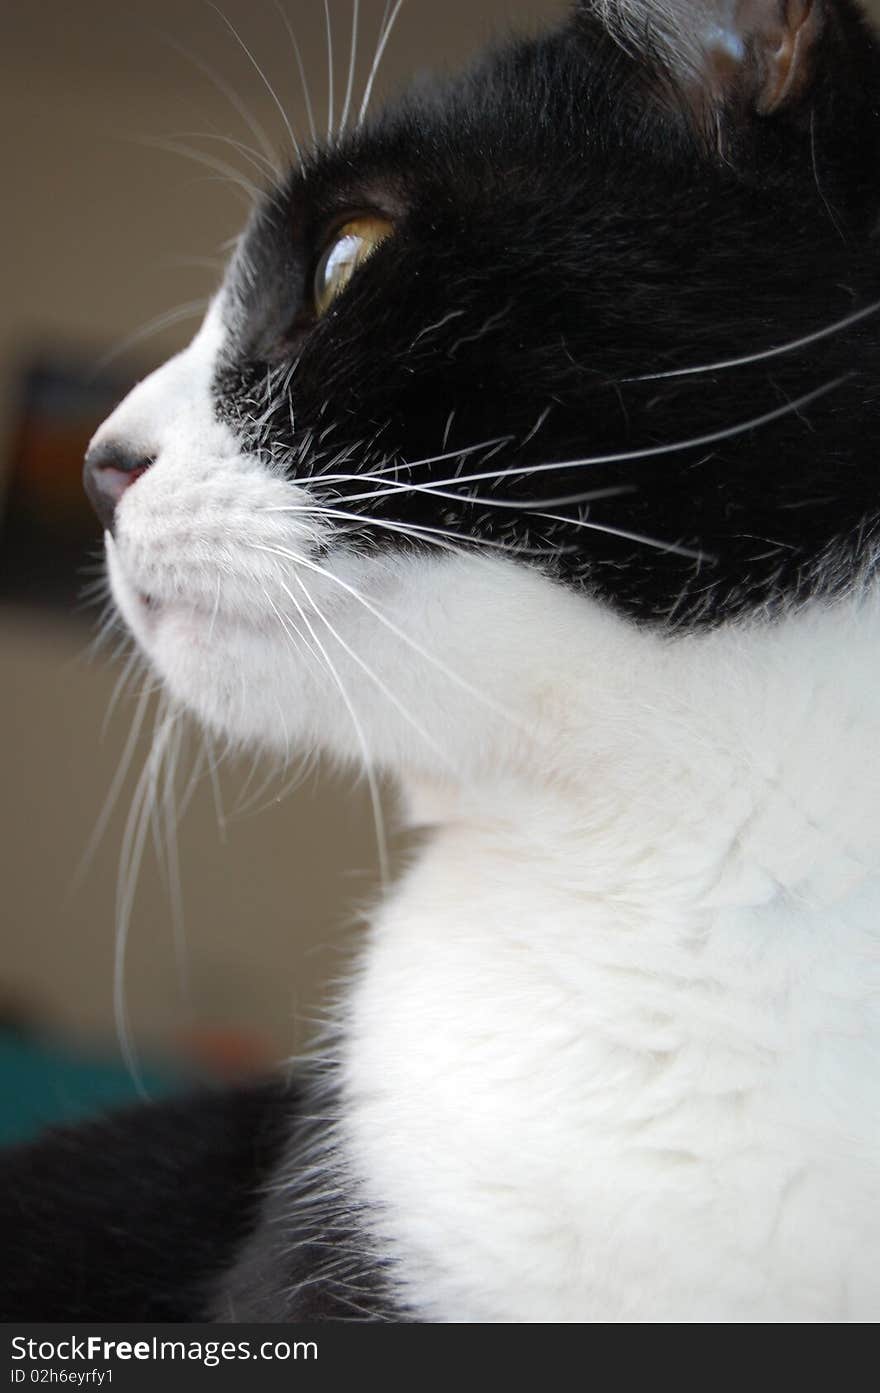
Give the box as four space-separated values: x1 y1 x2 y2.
103 536 566 778
104 537 301 752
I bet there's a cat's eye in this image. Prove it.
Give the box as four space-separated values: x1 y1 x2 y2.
313 216 394 317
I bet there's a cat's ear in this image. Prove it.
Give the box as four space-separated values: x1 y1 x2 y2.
582 0 843 117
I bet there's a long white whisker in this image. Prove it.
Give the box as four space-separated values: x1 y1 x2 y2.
534 513 712 562
257 501 590 556
173 736 207 832
169 129 278 178
114 707 176 1098
256 576 328 685
208 2 302 162
95 300 209 373
205 732 228 844
133 135 263 199
624 301 880 383
250 587 331 817
248 542 528 733
335 375 852 508
147 695 174 925
340 0 361 133
100 647 142 740
274 0 319 147
358 0 405 127
228 711 293 818
69 674 154 897
275 574 390 882
317 434 516 484
302 574 451 766
323 0 336 141
161 712 191 1005
160 33 280 170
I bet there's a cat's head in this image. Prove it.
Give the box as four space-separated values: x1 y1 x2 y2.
84 0 880 778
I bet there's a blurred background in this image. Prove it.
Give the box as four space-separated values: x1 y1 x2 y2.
2 0 877 1140
0 0 572 1141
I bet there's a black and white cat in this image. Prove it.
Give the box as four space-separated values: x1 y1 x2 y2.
5 0 880 1322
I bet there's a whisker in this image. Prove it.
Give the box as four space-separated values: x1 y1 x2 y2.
810 107 847 247
228 705 295 818
205 731 228 845
208 2 302 163
176 737 209 831
323 0 336 141
340 0 362 134
302 575 451 766
248 541 529 733
168 129 278 178
312 434 516 486
160 32 280 171
336 375 852 508
93 299 210 373
158 254 227 275
160 712 191 1007
69 673 154 897
100 647 142 740
114 704 177 1098
533 512 713 562
274 0 319 147
358 0 406 127
132 135 263 200
257 500 590 556
272 573 390 882
624 302 880 383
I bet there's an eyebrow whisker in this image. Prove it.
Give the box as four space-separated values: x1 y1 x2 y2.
340 0 362 134
160 32 280 172
207 1 302 163
274 0 319 147
358 0 406 128
323 0 336 141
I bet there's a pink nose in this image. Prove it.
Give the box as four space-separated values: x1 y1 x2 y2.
83 441 155 533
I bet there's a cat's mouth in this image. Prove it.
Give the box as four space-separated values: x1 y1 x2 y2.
106 541 226 647
125 580 237 633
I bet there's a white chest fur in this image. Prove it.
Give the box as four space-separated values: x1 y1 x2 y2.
97 354 880 1318
339 595 880 1322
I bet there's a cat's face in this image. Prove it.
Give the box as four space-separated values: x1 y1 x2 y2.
85 0 880 775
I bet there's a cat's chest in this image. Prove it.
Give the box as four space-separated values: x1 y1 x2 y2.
340 831 880 1321
337 624 880 1323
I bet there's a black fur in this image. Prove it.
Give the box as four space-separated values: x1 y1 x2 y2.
216 0 880 626
0 1074 400 1321
0 1079 284 1320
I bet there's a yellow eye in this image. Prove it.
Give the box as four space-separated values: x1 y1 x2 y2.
314 216 394 318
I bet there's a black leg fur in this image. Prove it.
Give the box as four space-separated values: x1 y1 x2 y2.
0 1081 294 1321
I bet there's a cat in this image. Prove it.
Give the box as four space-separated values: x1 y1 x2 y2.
4 0 880 1321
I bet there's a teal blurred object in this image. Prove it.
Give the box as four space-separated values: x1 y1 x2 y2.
0 1033 193 1145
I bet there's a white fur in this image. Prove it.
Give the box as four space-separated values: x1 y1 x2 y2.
95 303 880 1322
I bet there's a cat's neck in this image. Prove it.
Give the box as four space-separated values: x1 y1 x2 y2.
338 592 880 1320
397 591 880 911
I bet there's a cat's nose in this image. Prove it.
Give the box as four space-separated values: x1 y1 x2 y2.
83 440 155 534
